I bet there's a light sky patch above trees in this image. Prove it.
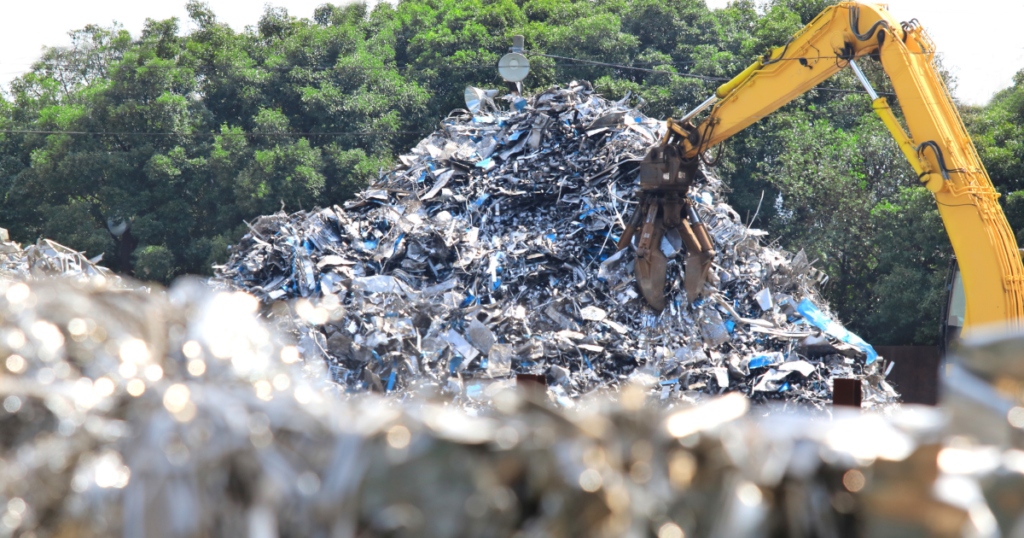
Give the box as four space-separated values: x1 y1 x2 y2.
0 0 383 89
703 0 1024 106
4 0 1019 104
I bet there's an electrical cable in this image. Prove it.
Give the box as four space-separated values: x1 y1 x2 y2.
525 51 895 97
933 187 988 209
0 91 907 138
524 51 729 82
2 50 912 102
0 59 707 72
0 129 438 137
760 38 792 66
0 49 940 74
0 48 943 140
0 125 631 137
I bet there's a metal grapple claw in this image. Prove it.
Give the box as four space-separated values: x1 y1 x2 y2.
685 204 716 303
617 134 719 311
635 206 669 312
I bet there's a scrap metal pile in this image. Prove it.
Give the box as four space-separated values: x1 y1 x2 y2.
0 228 121 287
215 82 897 408
0 275 1019 538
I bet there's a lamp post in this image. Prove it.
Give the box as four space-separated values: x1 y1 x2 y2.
107 216 137 275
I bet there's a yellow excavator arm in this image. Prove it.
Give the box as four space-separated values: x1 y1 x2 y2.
658 2 1024 332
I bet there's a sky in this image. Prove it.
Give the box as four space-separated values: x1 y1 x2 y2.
1 0 1021 105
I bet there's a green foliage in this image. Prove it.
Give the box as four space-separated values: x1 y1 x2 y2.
864 188 949 344
967 69 1024 236
133 245 176 284
0 0 1018 346
0 3 419 277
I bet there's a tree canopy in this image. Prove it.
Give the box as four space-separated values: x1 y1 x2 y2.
1 0 1020 345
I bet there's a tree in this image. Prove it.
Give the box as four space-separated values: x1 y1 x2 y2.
0 0 1007 344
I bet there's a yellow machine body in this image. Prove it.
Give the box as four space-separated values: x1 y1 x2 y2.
668 2 1024 333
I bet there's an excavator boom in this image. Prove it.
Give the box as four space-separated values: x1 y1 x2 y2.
631 2 1024 332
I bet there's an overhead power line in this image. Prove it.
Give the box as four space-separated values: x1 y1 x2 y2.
525 51 728 82
0 59 702 72
0 49 902 139
525 51 895 97
0 129 435 137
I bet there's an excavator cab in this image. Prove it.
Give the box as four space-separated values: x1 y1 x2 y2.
940 257 965 358
941 249 1024 357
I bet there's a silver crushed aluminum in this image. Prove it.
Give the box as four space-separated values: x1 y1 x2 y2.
214 81 898 410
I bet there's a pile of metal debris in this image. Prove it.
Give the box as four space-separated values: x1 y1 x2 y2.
0 228 121 287
215 82 896 408
0 276 1019 538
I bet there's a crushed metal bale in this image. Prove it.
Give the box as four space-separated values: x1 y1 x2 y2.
215 81 897 409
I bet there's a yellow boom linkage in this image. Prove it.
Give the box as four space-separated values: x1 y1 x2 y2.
632 2 1024 332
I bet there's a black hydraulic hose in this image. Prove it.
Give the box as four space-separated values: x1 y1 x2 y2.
849 6 891 41
762 39 792 66
900 20 916 43
916 141 952 181
698 119 722 167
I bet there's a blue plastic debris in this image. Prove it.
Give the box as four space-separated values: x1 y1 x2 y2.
472 193 490 210
390 234 405 256
748 354 779 369
386 370 396 392
797 298 878 363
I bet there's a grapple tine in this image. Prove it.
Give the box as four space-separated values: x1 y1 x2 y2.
616 225 636 252
685 254 704 304
616 202 644 252
637 219 668 312
686 208 716 303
